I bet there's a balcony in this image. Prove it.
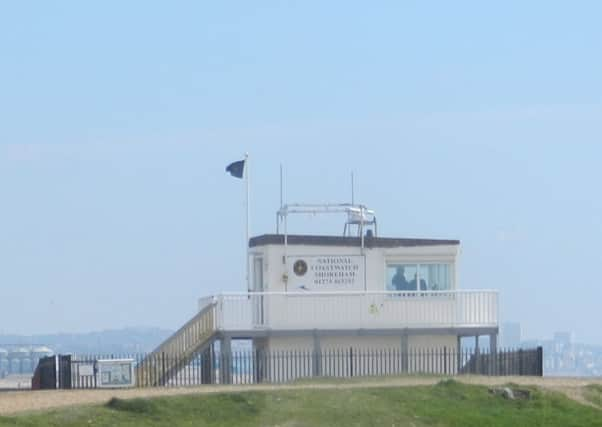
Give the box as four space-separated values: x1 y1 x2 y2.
199 290 498 333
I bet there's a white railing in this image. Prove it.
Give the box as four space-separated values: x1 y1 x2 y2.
205 290 498 331
198 295 217 312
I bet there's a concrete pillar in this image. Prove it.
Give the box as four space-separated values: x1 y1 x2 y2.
252 338 267 384
489 333 498 376
489 333 498 354
400 334 409 373
201 340 214 384
474 335 480 374
456 335 462 374
312 331 322 377
220 336 233 384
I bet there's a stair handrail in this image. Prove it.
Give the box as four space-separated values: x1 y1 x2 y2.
148 297 218 356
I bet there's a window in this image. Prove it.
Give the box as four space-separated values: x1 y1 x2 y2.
386 263 451 291
252 257 264 291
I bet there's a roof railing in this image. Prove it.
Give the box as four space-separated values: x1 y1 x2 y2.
275 203 378 263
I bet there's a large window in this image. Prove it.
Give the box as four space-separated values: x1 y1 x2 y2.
386 263 451 291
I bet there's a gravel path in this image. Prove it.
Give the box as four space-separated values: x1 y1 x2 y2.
1 376 600 416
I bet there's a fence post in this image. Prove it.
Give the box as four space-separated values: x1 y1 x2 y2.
401 334 409 374
443 347 448 375
537 346 543 376
349 347 354 377
497 349 501 376
161 353 166 387
253 348 259 384
518 349 524 376
312 335 322 377
456 347 460 375
58 355 72 389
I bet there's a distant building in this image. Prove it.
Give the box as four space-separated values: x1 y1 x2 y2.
553 331 573 350
0 346 53 377
521 331 602 377
501 322 522 348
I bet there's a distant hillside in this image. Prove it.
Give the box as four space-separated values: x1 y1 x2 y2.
0 327 173 355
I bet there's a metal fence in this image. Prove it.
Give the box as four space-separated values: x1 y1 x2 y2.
31 355 72 390
33 346 543 389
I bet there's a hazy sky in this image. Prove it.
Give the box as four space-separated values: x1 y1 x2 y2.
1 1 601 343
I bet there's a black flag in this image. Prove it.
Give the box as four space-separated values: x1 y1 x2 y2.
226 159 245 178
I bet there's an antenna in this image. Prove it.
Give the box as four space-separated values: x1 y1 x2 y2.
280 164 284 208
277 163 284 233
351 171 355 205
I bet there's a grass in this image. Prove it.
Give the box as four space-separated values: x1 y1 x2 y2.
291 373 442 385
584 384 602 408
0 380 600 427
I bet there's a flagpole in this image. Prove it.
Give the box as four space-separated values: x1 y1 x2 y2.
245 152 250 293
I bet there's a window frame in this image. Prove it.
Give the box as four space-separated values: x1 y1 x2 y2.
384 261 455 292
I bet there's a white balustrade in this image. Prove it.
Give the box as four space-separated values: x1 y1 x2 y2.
209 290 498 331
198 296 216 312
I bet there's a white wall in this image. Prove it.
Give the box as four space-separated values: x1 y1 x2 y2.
238 242 502 333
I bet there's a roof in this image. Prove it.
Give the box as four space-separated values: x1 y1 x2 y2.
249 234 460 248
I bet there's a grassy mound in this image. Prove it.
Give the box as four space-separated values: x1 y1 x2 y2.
584 384 602 408
106 397 160 414
1 380 600 426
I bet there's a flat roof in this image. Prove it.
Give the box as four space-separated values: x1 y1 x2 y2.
249 234 460 248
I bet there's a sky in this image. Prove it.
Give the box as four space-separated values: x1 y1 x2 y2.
1 1 601 344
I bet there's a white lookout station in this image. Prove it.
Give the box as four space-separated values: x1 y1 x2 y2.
139 203 499 385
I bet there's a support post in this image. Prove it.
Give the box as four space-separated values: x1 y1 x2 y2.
401 334 409 373
312 331 322 377
201 342 213 384
475 335 480 375
252 338 266 384
489 333 497 354
220 337 233 384
537 346 544 377
456 335 462 374
489 333 498 376
245 153 250 293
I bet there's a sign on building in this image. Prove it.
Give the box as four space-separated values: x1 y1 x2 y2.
97 359 135 388
287 255 365 291
77 363 94 377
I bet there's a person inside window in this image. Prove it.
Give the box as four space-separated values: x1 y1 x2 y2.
392 266 409 291
409 273 428 291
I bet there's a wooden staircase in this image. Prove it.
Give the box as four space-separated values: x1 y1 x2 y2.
136 300 218 387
